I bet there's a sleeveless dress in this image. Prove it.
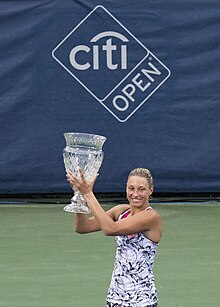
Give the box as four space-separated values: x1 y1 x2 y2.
106 207 159 307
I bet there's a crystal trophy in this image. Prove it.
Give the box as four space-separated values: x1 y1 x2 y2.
63 132 106 213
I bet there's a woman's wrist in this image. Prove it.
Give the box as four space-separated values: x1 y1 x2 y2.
83 190 94 200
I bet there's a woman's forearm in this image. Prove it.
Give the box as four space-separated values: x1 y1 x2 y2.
83 192 116 236
74 213 90 233
74 213 101 234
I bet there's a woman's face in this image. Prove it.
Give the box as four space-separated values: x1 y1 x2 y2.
126 175 153 207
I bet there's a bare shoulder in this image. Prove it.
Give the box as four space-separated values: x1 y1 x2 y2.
149 207 161 218
145 207 162 224
143 207 162 242
135 207 162 230
106 204 130 221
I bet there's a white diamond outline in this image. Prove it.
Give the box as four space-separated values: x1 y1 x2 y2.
52 5 171 122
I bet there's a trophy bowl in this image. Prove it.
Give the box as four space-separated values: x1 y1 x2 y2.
63 132 107 213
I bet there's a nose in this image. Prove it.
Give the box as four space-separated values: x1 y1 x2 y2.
132 189 139 197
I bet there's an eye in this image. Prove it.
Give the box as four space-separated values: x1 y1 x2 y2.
128 186 134 191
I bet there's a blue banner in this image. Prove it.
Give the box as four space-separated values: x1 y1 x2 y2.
0 1 219 194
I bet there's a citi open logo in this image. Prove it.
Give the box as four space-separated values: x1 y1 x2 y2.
52 5 171 122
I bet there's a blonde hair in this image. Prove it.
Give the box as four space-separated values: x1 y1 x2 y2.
128 168 153 188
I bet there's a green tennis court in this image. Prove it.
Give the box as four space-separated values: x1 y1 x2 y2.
0 202 219 306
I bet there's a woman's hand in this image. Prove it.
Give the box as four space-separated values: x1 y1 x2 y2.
66 167 98 196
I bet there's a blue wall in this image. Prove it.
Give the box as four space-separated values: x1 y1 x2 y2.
0 1 219 194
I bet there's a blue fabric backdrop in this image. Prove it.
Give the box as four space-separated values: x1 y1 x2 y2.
0 0 219 194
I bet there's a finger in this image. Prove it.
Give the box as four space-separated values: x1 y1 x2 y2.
66 170 78 180
66 171 74 180
66 174 78 186
90 173 99 187
78 167 85 180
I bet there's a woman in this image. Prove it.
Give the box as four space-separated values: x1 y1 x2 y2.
66 167 162 307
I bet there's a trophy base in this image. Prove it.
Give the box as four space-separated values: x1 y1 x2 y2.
63 203 91 214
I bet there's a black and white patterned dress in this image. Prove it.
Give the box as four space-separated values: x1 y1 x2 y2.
106 207 159 307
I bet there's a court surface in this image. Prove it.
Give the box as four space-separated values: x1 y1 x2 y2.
0 201 219 306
